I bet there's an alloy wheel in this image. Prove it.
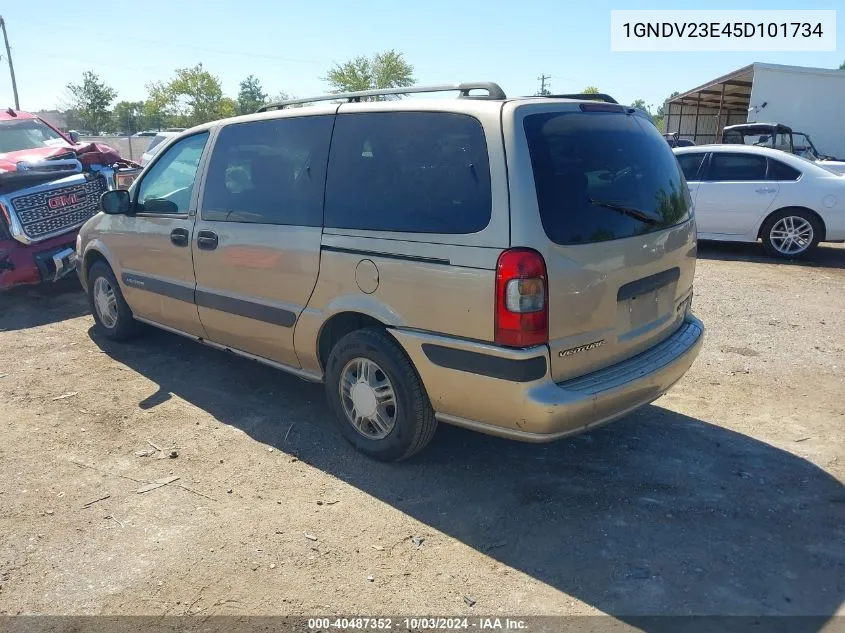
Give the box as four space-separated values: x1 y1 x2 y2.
93 277 119 329
339 357 398 440
769 216 814 256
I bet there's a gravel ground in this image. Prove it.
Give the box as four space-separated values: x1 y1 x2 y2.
0 241 843 622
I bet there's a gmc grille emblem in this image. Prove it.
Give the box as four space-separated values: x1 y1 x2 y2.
47 193 84 210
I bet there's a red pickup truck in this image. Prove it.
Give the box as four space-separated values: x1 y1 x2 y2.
0 108 140 291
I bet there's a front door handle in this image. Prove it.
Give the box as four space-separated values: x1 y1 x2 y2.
755 187 777 194
196 230 219 251
170 228 189 247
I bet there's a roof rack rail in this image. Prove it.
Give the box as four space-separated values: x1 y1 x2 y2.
257 82 507 112
547 93 619 104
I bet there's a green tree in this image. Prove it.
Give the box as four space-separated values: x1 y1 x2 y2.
142 81 177 130
65 71 117 133
840 60 845 69
167 64 232 126
262 91 306 109
656 91 680 117
324 50 414 98
582 86 600 94
112 101 145 134
218 97 238 119
630 99 652 115
653 91 680 133
144 64 235 128
62 109 86 132
270 91 291 104
237 75 268 114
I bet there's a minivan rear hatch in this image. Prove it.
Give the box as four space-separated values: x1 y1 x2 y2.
508 101 697 382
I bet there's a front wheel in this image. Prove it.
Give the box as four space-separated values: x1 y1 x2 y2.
761 209 822 259
87 262 141 341
325 329 437 461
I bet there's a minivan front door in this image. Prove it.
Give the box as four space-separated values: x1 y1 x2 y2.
111 131 210 336
192 113 335 368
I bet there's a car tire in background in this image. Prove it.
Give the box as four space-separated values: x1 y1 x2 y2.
761 208 823 260
325 328 437 461
87 262 142 341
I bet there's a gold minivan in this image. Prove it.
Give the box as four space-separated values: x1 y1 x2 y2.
77 83 703 461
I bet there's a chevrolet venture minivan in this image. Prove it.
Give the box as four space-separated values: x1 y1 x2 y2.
77 82 703 461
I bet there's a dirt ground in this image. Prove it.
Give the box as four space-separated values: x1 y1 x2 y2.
0 241 843 621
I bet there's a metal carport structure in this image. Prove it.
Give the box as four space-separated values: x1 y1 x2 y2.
664 65 754 144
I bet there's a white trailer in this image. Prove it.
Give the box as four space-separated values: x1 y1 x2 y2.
665 62 845 160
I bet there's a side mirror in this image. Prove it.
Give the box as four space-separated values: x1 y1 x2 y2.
100 189 131 215
68 131 80 144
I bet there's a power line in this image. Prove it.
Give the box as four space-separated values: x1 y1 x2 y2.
19 22 324 66
15 48 167 73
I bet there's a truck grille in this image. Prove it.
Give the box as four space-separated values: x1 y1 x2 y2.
10 176 107 241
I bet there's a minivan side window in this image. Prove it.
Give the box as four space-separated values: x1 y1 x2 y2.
676 153 706 181
136 132 209 214
201 116 334 226
706 153 768 181
324 112 492 234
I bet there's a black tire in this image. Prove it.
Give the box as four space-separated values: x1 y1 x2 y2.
761 208 822 260
324 328 437 461
87 262 142 341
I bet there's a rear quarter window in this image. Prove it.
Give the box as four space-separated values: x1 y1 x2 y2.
524 111 691 245
676 153 706 181
768 159 801 181
324 112 492 234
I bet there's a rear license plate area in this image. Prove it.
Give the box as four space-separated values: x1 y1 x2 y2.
627 291 660 327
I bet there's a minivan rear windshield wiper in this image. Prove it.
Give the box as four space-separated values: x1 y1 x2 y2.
588 199 660 226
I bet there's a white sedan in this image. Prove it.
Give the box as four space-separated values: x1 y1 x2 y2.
674 145 845 259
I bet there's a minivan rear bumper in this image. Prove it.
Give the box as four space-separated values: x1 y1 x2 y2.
390 315 703 442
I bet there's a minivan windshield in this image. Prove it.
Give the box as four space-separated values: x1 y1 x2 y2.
524 111 691 245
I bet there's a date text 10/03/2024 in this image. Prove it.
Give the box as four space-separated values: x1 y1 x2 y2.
307 618 529 630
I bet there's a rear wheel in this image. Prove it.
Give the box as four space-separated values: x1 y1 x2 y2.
325 328 437 461
87 262 141 341
761 209 821 259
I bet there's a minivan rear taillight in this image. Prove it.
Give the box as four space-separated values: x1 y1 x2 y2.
495 248 548 347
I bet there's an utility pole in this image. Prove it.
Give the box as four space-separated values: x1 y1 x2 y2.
537 74 551 96
0 16 20 110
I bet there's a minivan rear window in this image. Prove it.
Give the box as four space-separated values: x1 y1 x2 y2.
524 111 691 245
